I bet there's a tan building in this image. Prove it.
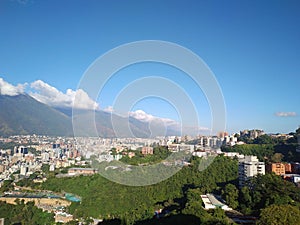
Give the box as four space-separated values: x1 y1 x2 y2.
141 146 153 155
266 163 285 175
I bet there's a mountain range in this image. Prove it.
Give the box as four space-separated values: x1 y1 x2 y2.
0 94 180 137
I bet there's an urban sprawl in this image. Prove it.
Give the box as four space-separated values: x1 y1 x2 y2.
0 129 299 224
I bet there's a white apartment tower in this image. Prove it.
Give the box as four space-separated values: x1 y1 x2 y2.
238 155 265 187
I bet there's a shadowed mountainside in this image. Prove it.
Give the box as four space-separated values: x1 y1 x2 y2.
0 94 180 137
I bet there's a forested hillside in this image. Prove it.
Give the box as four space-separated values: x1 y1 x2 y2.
41 155 238 224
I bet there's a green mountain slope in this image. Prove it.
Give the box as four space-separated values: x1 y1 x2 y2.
0 94 72 136
0 95 180 137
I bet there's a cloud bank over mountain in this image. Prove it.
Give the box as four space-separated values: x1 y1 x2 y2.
0 77 179 123
128 109 177 125
0 77 99 110
30 80 99 110
0 78 26 96
0 77 214 136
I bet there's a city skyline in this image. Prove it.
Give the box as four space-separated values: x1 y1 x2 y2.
0 0 299 134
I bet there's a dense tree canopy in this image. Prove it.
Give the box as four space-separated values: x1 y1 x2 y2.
221 142 300 162
252 135 276 145
120 146 171 165
0 200 54 225
221 144 274 161
257 204 300 225
222 184 239 209
237 173 300 215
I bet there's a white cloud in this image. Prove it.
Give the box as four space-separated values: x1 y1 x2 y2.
128 110 177 125
128 110 211 136
129 110 155 121
30 80 99 110
275 112 297 117
103 106 114 113
0 78 26 96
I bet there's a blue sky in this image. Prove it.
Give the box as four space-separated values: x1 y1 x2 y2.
0 0 299 134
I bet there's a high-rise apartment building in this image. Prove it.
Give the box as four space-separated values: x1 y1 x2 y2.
238 155 265 187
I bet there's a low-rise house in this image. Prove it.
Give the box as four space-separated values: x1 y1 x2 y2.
201 194 232 211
